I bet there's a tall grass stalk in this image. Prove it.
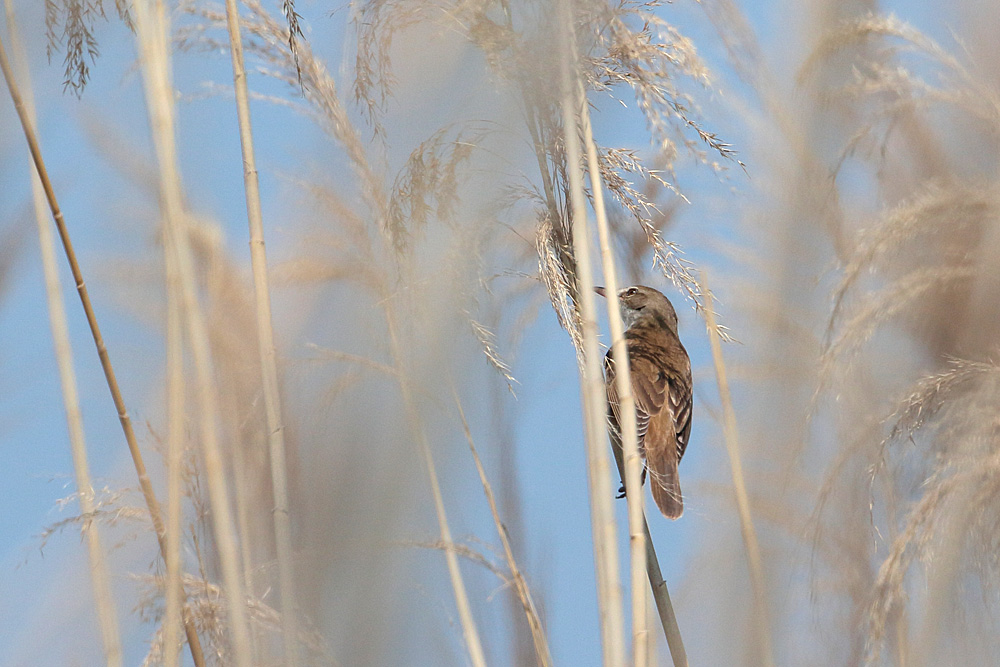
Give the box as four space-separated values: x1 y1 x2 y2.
605 440 688 665
1 4 122 664
131 1 252 663
578 77 649 667
560 2 626 663
0 25 209 667
163 197 185 667
184 5 490 658
384 307 488 667
153 2 187 663
219 2 299 662
702 273 774 667
454 393 552 667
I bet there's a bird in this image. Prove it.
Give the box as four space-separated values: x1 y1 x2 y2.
594 285 693 519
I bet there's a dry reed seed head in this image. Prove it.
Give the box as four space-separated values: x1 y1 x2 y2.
583 5 739 172
133 572 336 665
467 316 519 391
821 183 996 373
43 0 134 94
802 13 966 89
387 125 490 253
830 182 993 322
803 12 1000 159
853 358 1000 664
352 0 434 135
181 0 389 220
881 358 1000 448
536 213 583 356
280 0 304 84
36 486 142 555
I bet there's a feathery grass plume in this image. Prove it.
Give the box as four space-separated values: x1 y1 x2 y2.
177 4 522 662
862 359 1000 665
38 472 324 665
349 0 734 336
826 182 994 341
132 572 336 666
466 317 519 392
107 199 314 662
280 0 303 84
43 0 133 93
800 9 1000 665
586 0 736 172
805 14 1000 359
387 124 492 251
801 12 1000 134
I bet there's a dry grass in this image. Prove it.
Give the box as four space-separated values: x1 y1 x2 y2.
9 0 1000 665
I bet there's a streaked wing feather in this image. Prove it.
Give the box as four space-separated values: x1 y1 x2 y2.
669 374 693 460
605 349 665 452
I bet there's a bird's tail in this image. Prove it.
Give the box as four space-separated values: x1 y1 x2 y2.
648 453 683 520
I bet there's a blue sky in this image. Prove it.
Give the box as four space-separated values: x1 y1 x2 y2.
2 1 758 664
0 0 973 664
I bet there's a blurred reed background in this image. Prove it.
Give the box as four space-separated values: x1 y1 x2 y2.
2 0 1000 665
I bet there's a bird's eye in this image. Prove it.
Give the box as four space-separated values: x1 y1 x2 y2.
625 287 638 296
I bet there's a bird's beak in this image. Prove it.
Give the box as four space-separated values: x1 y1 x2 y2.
594 286 607 298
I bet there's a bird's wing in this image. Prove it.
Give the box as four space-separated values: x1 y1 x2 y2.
667 367 693 461
604 345 668 452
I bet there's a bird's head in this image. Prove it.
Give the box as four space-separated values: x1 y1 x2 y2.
594 284 678 332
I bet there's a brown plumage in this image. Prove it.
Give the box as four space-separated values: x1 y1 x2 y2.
596 285 693 519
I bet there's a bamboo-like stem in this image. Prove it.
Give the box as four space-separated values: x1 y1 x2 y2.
1 5 122 664
222 6 479 656
702 273 774 667
0 27 208 667
384 308 487 667
644 588 657 667
454 393 552 667
220 2 299 663
559 2 626 664
608 449 688 666
164 213 185 667
230 427 260 654
580 72 687 666
577 77 648 666
156 0 185 662
131 2 253 664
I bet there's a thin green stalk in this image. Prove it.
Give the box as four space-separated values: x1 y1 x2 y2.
2 4 122 664
559 1 626 663
131 2 253 663
702 273 774 667
220 2 299 662
454 393 552 667
0 26 207 667
577 77 649 666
